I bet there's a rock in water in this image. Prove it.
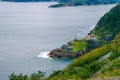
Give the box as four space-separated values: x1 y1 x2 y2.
48 48 80 59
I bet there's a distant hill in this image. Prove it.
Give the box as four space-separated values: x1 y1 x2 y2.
59 0 120 5
49 0 120 7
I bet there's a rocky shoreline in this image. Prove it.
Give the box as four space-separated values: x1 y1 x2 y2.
48 34 107 59
48 48 86 59
48 30 113 59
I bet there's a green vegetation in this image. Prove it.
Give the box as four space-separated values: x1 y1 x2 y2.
68 0 120 5
71 41 87 52
95 58 120 78
91 4 120 40
109 35 120 60
49 0 120 7
59 0 120 5
47 33 120 80
9 71 45 80
47 4 120 79
67 44 111 69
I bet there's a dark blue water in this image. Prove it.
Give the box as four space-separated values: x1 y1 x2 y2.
0 2 115 80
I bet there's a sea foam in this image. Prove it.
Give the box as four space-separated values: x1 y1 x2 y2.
37 51 50 58
90 25 95 30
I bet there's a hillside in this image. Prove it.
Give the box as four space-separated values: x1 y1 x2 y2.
90 3 120 40
47 34 120 80
49 0 120 8
46 3 120 80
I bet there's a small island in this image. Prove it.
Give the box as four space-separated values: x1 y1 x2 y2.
49 0 120 8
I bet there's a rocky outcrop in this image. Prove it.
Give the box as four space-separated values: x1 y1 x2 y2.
48 38 104 59
48 48 85 59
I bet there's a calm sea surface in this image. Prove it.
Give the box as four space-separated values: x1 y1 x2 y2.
0 2 115 80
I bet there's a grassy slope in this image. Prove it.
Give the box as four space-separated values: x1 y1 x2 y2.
94 57 120 78
71 40 87 52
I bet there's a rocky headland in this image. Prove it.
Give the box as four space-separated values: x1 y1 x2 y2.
48 3 120 59
48 34 108 59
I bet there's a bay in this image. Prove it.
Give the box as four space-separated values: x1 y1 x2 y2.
0 2 115 80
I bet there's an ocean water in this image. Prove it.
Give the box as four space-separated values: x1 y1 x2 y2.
0 2 115 80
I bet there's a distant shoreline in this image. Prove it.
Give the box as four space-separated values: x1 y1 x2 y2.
49 3 118 8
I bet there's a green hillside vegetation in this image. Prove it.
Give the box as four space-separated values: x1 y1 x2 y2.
91 3 120 40
71 40 87 52
94 57 120 78
65 0 120 4
47 31 120 80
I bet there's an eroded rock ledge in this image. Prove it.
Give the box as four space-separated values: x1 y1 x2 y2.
48 48 86 59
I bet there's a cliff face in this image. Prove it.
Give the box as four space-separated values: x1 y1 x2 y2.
47 4 120 80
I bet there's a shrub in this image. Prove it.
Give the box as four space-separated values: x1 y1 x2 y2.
71 41 87 52
96 58 120 78
67 44 111 70
9 71 45 80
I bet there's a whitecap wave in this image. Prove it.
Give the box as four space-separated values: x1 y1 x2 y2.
37 51 50 58
90 25 95 30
